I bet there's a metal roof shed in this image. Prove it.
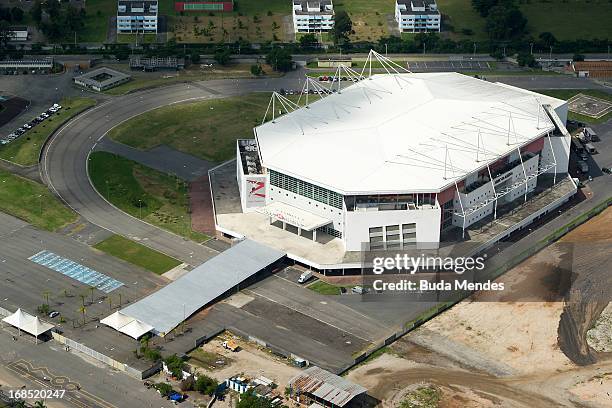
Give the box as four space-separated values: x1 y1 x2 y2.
289 366 367 407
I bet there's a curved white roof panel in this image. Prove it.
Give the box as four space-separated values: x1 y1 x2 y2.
255 73 565 194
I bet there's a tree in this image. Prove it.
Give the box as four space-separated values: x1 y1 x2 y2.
517 52 537 67
191 52 201 64
331 10 352 44
194 374 218 396
265 47 293 72
10 7 24 22
250 64 263 76
164 354 185 379
155 383 174 398
299 33 319 49
235 392 275 408
471 0 500 17
180 376 195 392
485 4 527 40
539 32 557 48
572 53 585 62
30 2 43 25
34 401 47 408
214 48 232 65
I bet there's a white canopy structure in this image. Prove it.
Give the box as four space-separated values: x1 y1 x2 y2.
2 309 54 341
100 310 152 339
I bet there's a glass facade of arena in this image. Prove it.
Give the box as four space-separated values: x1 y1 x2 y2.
269 170 343 209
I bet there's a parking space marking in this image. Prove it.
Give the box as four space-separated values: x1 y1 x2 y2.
6 359 117 408
28 250 124 293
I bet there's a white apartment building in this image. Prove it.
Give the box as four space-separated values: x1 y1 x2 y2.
292 0 334 33
395 0 441 33
117 0 158 34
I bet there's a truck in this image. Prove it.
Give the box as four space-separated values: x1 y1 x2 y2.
584 143 597 154
222 340 239 352
297 271 313 284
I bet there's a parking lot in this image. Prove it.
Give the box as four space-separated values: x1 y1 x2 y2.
0 103 62 146
407 60 491 71
0 212 167 371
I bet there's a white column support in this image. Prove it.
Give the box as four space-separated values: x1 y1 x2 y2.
282 221 286 230
546 131 558 185
486 164 498 220
454 180 466 239
313 229 317 242
517 147 528 202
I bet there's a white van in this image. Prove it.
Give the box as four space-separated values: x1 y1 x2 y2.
298 271 313 284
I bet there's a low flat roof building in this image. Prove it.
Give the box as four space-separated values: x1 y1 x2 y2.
9 26 28 41
73 67 132 92
288 366 367 408
129 56 185 71
571 61 612 78
0 57 53 70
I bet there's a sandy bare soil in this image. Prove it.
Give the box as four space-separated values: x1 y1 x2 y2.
347 207 612 408
192 335 300 389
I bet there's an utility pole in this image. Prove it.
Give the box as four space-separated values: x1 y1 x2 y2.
473 42 476 57
530 42 534 55
385 43 388 56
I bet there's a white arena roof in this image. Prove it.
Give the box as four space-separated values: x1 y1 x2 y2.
255 72 565 194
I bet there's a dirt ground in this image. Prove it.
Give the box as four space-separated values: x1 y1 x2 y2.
189 334 300 390
347 207 612 408
171 14 291 43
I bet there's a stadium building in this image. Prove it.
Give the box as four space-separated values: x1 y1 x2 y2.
221 53 576 272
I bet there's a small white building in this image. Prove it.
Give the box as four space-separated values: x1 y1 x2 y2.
395 0 441 33
117 0 158 34
8 26 28 42
292 0 334 33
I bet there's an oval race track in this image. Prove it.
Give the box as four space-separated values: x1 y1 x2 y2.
41 77 301 266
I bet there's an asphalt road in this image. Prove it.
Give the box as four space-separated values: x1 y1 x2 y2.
40 75 302 266
0 328 190 408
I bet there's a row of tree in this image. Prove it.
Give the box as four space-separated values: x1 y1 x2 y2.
30 1 86 41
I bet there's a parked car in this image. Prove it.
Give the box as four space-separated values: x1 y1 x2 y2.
352 286 368 294
48 311 60 318
602 167 611 174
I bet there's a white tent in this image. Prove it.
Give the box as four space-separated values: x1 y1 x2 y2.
100 311 152 339
119 319 154 339
100 310 135 331
2 308 54 342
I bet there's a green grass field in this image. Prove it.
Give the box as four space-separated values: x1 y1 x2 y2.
80 0 117 43
107 93 271 162
94 234 181 274
88 151 208 242
438 0 612 41
0 97 97 166
307 280 350 295
0 169 77 231
534 89 612 124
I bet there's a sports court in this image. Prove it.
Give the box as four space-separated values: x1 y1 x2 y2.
28 250 124 293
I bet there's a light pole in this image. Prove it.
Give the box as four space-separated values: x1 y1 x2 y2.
473 42 476 57
530 42 534 55
549 46 552 61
